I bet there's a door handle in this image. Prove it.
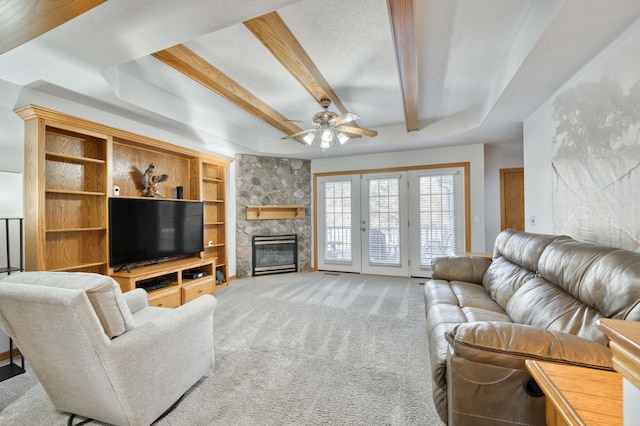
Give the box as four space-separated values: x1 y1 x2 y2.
361 227 366 232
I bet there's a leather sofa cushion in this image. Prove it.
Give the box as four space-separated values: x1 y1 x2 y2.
482 257 538 310
492 228 568 272
425 279 506 313
431 256 490 284
425 280 511 348
506 277 606 344
482 229 569 309
445 321 613 371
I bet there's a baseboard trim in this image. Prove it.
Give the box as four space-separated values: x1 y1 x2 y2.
0 348 21 362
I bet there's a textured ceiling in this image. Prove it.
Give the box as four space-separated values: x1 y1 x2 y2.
1 0 640 159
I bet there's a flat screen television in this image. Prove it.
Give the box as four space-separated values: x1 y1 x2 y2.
109 197 204 269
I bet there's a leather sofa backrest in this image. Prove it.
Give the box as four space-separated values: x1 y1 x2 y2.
507 239 640 344
538 239 640 320
482 229 569 309
506 276 606 343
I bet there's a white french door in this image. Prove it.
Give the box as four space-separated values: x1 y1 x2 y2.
361 172 409 275
317 167 465 277
408 168 465 277
317 173 408 276
318 176 361 273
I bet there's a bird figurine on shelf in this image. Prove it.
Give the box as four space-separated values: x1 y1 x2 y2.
140 163 169 197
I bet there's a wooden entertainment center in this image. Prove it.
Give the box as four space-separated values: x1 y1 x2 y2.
17 105 231 303
111 257 216 308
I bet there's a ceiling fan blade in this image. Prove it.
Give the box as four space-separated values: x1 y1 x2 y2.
337 125 378 137
284 119 317 125
331 112 360 126
281 128 316 140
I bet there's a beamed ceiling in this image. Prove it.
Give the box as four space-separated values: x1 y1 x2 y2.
1 0 640 159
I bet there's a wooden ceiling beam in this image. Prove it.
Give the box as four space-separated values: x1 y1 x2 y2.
152 44 303 137
244 12 349 115
0 0 107 55
387 0 419 132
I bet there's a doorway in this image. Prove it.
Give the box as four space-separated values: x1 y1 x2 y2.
500 168 525 231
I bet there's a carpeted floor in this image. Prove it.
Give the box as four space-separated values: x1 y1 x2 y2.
0 271 439 425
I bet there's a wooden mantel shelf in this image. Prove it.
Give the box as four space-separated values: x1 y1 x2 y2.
246 205 306 220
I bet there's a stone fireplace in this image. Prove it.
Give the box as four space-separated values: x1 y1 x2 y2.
235 154 311 278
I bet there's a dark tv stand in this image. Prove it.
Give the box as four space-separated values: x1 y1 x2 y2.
110 257 216 308
115 264 132 273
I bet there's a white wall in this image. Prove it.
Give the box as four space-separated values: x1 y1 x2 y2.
523 18 640 244
523 101 554 234
0 82 26 173
311 144 487 253
484 144 524 249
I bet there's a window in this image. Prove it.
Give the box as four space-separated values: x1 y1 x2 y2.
323 180 352 262
417 172 460 266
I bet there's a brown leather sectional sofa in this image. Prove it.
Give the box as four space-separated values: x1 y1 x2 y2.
424 228 640 425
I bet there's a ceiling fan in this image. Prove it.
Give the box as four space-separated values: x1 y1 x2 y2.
282 98 378 149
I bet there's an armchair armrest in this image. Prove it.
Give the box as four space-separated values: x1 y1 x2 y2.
122 288 149 315
431 256 490 285
101 295 217 417
445 321 613 371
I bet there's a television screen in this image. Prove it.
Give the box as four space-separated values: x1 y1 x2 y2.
109 197 204 268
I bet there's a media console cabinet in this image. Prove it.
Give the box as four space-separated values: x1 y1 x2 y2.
111 257 216 308
16 105 232 301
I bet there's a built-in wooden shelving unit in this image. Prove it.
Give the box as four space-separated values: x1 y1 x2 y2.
16 104 232 299
246 205 307 220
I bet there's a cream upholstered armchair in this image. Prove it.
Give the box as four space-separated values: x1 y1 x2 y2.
0 271 216 426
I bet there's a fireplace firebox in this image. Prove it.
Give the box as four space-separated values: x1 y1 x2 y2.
252 234 298 276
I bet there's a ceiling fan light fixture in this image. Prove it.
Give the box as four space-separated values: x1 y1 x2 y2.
283 99 376 150
302 132 315 145
336 131 350 145
319 138 333 150
321 128 333 142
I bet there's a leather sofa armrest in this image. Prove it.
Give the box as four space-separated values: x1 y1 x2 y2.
431 256 490 285
445 321 613 371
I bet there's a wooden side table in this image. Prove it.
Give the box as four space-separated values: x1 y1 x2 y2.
525 360 622 426
454 251 493 261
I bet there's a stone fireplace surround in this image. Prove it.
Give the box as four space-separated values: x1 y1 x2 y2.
235 154 311 278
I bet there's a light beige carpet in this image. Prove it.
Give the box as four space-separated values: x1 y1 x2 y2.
0 272 440 425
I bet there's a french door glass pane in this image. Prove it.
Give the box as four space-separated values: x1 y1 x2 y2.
368 177 400 265
324 180 352 262
419 174 457 266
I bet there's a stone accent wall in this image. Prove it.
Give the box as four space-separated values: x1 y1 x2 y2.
235 154 312 278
